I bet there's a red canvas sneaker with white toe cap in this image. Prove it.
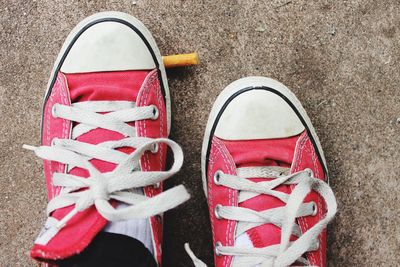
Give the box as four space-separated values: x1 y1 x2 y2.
201 77 337 267
25 11 189 266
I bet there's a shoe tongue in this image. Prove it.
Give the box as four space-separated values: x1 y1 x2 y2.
68 70 150 102
31 71 151 261
223 135 300 248
67 70 150 173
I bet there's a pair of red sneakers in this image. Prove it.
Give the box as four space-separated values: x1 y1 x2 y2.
26 12 337 267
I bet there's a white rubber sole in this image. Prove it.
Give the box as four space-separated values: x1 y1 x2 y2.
201 76 328 196
43 11 171 134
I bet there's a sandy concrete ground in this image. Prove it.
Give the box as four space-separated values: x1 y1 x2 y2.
1 0 399 266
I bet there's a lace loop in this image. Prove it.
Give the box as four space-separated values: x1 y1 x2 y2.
186 166 336 267
24 100 190 244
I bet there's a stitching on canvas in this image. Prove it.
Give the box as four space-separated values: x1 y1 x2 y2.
154 72 165 168
138 72 152 196
57 74 69 197
292 134 313 263
213 138 237 267
208 143 216 248
311 141 324 265
46 85 54 198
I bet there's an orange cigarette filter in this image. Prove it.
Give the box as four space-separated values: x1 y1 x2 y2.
162 52 199 68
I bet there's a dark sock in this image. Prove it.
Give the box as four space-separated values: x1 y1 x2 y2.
57 232 157 267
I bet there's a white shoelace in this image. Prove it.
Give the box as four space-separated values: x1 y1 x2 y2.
185 166 337 267
24 100 190 240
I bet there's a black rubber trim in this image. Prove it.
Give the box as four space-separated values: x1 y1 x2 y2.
41 17 166 137
205 86 328 180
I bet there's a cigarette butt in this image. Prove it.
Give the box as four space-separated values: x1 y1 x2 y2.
162 52 199 68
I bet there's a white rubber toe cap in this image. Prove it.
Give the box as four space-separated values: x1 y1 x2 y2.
61 20 156 73
214 83 305 140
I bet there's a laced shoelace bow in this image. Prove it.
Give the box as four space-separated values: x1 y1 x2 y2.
24 100 190 239
185 166 337 267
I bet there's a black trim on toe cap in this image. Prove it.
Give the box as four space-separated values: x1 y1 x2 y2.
205 86 328 181
41 17 166 138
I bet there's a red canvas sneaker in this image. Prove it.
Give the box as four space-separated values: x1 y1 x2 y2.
24 11 189 265
199 77 337 267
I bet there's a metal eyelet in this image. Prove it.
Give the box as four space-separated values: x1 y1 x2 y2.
154 182 161 189
311 201 317 216
150 105 159 120
215 241 222 256
51 104 58 118
214 170 223 185
311 240 320 251
214 204 222 219
315 241 320 250
305 168 314 177
150 143 159 153
51 138 58 146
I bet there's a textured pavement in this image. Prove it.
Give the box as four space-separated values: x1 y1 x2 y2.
1 1 399 266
